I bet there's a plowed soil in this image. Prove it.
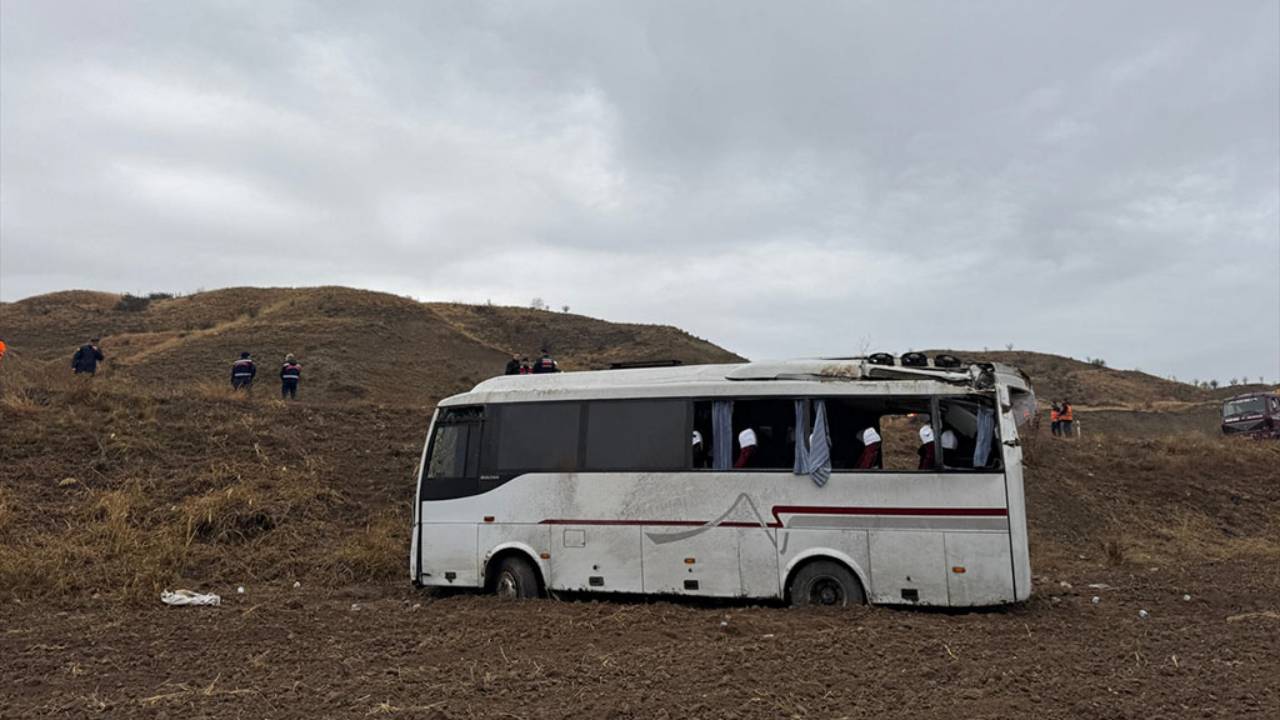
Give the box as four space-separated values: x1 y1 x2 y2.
4 566 1278 719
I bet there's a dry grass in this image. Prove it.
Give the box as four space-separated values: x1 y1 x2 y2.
0 371 423 603
332 510 410 581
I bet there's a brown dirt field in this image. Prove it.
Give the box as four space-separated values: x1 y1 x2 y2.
3 290 1279 718
3 567 1277 719
3 384 1277 718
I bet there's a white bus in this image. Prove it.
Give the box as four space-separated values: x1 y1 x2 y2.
410 355 1036 607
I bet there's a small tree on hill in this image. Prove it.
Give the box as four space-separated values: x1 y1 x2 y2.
1209 379 1219 389
530 297 547 311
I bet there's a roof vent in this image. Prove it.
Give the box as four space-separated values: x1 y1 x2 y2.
901 352 928 367
933 353 962 369
868 353 895 366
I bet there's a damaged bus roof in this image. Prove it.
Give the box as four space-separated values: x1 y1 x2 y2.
444 357 1030 407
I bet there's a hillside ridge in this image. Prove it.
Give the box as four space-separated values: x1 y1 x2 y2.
3 287 1273 408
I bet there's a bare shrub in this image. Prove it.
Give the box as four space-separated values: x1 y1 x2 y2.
115 294 152 312
1103 536 1127 566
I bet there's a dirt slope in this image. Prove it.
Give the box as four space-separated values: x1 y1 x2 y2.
0 287 742 406
1 373 1277 718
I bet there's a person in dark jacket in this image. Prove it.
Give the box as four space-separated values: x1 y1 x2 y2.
504 355 521 375
531 349 559 374
71 338 105 375
231 352 256 390
280 354 301 399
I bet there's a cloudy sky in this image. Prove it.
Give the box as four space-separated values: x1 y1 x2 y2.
2 1 1277 382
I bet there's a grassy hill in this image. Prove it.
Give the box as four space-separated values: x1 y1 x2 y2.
4 287 1272 412
0 287 742 406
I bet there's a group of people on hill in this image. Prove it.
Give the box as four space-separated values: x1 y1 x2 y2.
228 352 303 399
1049 400 1075 437
65 337 303 400
504 350 560 375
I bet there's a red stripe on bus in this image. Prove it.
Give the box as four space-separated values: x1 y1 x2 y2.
539 505 1008 528
772 505 1008 518
539 519 770 528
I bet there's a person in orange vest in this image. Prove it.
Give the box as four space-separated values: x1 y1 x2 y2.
1050 403 1061 436
0 337 7 363
1059 400 1075 437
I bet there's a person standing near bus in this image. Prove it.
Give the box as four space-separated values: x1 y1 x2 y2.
1059 400 1074 437
0 337 7 364
1049 403 1061 436
72 337 105 375
504 355 521 375
231 352 256 390
532 349 559 374
280 354 301 400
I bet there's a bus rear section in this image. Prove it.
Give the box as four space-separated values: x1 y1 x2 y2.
410 359 1034 608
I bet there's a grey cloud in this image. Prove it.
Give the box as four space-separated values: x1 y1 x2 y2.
1 0 1276 382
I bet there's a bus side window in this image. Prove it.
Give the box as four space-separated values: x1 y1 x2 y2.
427 424 470 479
729 399 795 470
422 406 485 500
824 397 931 471
935 396 1002 471
582 399 687 471
494 402 581 473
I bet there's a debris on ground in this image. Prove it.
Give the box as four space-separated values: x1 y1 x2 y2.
160 590 221 607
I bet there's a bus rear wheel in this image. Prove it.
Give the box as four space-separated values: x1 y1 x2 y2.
789 560 865 608
492 556 540 600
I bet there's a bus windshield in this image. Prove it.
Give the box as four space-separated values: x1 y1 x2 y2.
1223 397 1265 418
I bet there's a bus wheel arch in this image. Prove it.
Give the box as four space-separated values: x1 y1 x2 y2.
483 545 546 599
784 552 869 608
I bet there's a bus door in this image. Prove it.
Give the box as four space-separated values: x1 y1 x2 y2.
417 407 484 587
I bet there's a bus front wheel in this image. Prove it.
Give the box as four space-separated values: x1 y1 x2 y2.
789 560 866 608
493 556 540 600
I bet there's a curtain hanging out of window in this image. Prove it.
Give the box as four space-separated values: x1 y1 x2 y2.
712 399 733 470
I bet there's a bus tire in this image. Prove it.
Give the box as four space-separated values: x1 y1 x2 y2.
492 556 540 600
788 560 866 608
